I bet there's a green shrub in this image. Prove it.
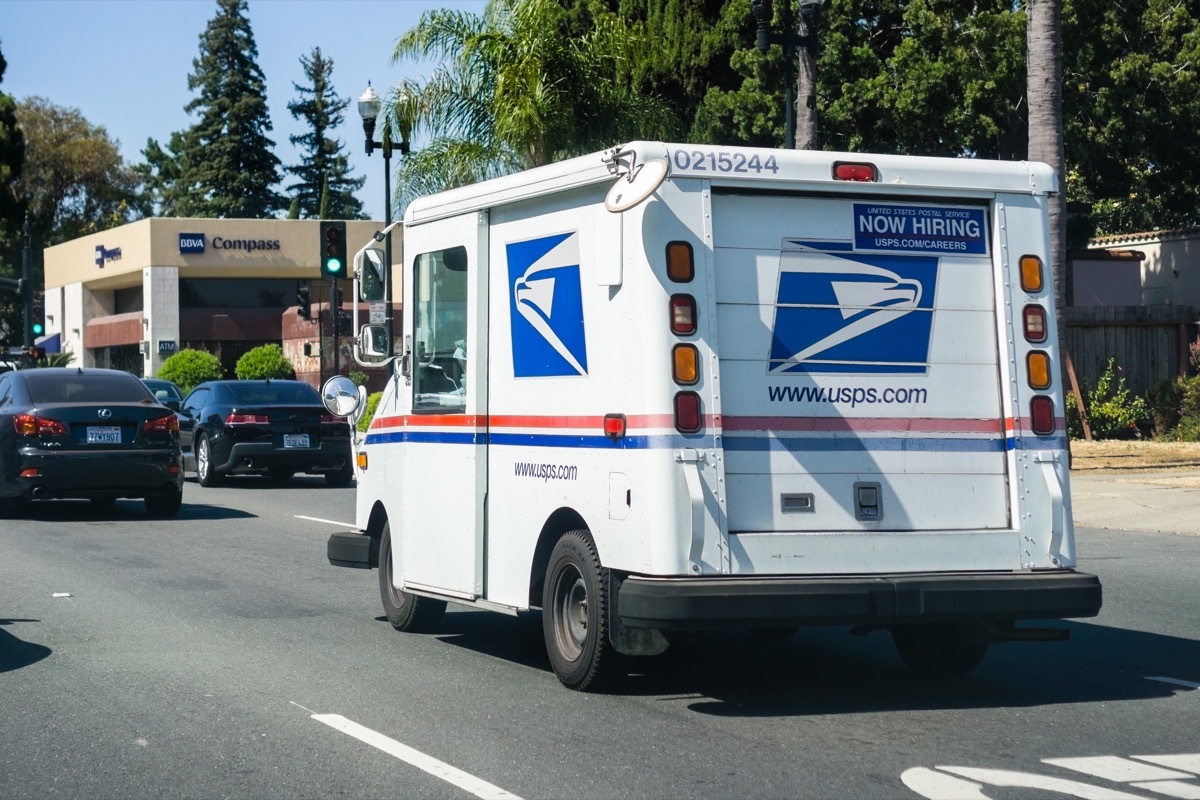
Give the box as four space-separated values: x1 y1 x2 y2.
158 349 224 394
357 391 382 432
1172 376 1200 441
1147 379 1184 439
348 370 369 387
1067 357 1149 440
235 344 295 380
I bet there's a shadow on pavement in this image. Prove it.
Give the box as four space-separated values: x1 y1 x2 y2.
0 619 51 673
425 613 1199 715
10 499 256 522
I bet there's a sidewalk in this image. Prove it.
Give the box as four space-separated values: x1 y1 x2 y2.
1071 468 1200 534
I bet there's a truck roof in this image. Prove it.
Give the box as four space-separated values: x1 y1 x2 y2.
404 141 1058 226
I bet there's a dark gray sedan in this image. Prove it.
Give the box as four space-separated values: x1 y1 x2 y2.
0 368 184 517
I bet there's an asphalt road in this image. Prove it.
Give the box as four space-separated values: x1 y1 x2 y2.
1 475 1198 800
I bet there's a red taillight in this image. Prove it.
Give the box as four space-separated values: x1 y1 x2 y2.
1023 305 1047 343
674 392 702 434
833 162 878 182
1030 396 1055 435
143 414 179 434
14 414 67 436
225 413 269 425
603 413 626 441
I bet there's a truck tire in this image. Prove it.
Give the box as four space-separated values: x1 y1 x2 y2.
542 530 619 692
378 522 445 632
196 435 223 487
325 467 354 488
891 623 988 677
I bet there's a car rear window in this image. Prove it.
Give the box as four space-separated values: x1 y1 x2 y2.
224 382 320 405
26 372 153 404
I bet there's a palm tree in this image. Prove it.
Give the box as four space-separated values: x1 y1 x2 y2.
1026 0 1067 351
384 0 676 211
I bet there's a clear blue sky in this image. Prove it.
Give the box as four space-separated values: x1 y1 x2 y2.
1 0 488 221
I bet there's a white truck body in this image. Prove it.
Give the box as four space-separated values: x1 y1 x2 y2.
326 141 1100 690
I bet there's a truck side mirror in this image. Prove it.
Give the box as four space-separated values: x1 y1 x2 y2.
360 324 392 359
359 247 386 302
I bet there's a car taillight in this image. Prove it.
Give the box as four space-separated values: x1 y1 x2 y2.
321 414 341 424
14 414 67 436
225 413 269 425
143 414 180 434
670 294 697 335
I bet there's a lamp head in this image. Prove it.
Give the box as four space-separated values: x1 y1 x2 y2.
798 0 825 8
357 83 382 123
751 0 771 25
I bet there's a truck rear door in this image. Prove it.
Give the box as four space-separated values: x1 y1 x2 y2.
711 192 1015 571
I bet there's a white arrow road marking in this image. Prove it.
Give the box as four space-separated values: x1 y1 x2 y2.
1129 780 1200 799
1044 757 1196 783
937 766 1152 799
312 713 522 800
1135 758 1200 775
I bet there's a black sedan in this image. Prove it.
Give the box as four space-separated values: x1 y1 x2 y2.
0 367 184 517
178 380 353 487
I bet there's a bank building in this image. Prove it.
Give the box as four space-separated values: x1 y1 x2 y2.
42 217 398 387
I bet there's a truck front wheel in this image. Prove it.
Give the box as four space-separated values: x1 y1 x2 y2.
379 522 445 632
891 623 988 677
542 530 619 691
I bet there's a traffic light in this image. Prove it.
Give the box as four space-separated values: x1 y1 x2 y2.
320 221 347 279
297 281 311 320
31 293 44 337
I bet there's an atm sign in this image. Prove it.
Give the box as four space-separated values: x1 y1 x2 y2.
179 233 206 254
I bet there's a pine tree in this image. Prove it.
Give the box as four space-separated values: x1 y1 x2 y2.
285 48 364 220
174 0 283 218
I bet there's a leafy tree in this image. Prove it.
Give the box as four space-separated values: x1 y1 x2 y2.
385 0 676 207
285 48 364 220
147 0 283 218
235 343 295 380
0 44 27 346
158 348 225 394
1062 0 1200 235
14 98 147 246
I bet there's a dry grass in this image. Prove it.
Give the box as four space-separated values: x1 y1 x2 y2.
1069 440 1200 471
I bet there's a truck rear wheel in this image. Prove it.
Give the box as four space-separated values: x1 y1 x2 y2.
378 522 445 632
542 530 619 692
891 623 988 676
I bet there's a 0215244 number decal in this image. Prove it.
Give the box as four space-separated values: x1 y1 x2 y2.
671 149 778 175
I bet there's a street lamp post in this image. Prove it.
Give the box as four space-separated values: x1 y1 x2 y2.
357 83 411 335
752 0 825 150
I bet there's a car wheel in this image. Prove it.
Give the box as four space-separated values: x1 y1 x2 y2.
196 434 223 487
542 530 619 692
325 467 354 488
379 522 445 632
891 623 988 677
145 488 182 517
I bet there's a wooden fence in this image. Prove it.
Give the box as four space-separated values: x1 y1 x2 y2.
1062 305 1200 398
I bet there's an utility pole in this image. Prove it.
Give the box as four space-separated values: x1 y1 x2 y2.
22 214 32 348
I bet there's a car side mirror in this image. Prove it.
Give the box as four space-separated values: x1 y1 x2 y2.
360 324 391 359
359 247 386 302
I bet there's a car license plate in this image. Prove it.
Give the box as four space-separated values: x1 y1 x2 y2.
86 426 122 444
283 434 310 448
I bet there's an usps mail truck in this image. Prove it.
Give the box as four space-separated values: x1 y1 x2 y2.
323 141 1101 691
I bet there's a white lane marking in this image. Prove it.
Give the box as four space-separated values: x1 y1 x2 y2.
1043 756 1194 782
1146 677 1200 690
293 515 355 528
312 713 523 800
936 766 1151 799
900 767 991 799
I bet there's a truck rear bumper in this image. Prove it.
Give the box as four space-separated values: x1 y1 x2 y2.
617 571 1102 630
